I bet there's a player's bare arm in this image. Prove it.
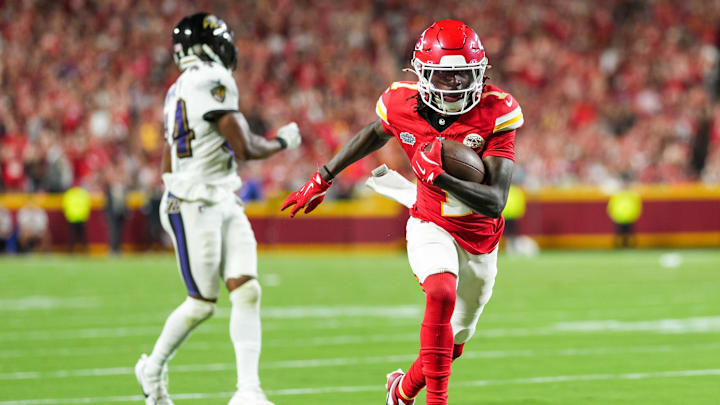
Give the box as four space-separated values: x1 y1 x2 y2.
434 156 514 218
161 143 172 174
216 112 297 161
282 119 391 217
321 119 392 181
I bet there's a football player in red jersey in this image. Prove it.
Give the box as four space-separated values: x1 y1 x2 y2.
282 20 523 405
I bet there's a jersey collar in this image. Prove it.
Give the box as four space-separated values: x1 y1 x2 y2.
418 104 461 133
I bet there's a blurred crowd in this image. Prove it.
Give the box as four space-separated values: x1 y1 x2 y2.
2 0 720 200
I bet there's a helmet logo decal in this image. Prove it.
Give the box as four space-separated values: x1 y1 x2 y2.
415 28 430 51
463 133 485 150
203 15 220 29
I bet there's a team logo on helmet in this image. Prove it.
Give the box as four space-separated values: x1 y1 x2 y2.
463 133 485 149
202 14 221 29
414 28 430 52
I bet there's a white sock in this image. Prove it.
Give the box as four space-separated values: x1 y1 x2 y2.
229 279 262 391
146 297 215 376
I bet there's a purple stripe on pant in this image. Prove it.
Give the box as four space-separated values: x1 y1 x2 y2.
168 209 201 298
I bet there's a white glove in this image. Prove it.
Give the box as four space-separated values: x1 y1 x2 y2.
365 164 417 208
277 122 301 150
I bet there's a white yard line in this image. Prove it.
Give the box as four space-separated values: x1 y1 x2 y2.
1 342 719 381
0 296 101 311
0 305 424 342
2 315 719 343
0 368 718 404
255 305 423 319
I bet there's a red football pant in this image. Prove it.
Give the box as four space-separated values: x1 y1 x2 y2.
403 272 457 405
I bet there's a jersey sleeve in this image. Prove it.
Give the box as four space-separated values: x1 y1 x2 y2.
492 93 523 134
375 87 392 133
484 91 523 161
185 64 239 121
483 129 516 161
375 81 419 134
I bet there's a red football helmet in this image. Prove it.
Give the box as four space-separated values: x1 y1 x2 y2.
411 20 488 115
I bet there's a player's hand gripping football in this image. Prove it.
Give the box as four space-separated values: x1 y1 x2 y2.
276 122 302 150
411 138 445 184
281 172 332 217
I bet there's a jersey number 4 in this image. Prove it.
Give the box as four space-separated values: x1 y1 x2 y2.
173 99 195 158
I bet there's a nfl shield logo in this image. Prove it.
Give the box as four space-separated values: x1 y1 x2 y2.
463 133 485 150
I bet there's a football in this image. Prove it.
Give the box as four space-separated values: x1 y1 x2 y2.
441 139 486 183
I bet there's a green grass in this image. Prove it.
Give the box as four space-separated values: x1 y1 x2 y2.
0 249 719 404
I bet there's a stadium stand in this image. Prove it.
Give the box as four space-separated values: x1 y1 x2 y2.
1 0 719 197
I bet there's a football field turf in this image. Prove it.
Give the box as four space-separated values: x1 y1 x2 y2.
0 249 718 404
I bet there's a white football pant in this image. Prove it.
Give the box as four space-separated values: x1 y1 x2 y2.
160 190 257 300
406 216 498 344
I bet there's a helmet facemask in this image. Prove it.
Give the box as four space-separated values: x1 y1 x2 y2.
412 55 487 115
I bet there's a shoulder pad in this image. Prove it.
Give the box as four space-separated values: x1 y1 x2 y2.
481 87 523 133
389 81 419 91
183 62 235 92
182 59 228 78
376 81 419 125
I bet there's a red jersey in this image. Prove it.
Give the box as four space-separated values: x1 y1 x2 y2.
376 81 523 254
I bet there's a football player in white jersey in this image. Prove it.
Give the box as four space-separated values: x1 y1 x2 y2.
134 13 301 405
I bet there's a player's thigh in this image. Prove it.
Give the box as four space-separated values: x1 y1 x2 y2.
452 245 499 344
164 194 223 300
406 216 459 284
221 202 258 281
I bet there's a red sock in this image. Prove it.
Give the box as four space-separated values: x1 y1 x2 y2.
399 354 424 400
399 342 466 401
453 343 465 360
420 273 456 405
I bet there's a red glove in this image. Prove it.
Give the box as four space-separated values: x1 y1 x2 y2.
411 139 445 184
281 171 332 217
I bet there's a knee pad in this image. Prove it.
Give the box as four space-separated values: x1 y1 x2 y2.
229 278 261 305
183 296 216 320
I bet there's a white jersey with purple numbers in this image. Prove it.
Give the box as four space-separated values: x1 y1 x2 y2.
159 57 258 300
162 56 245 203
